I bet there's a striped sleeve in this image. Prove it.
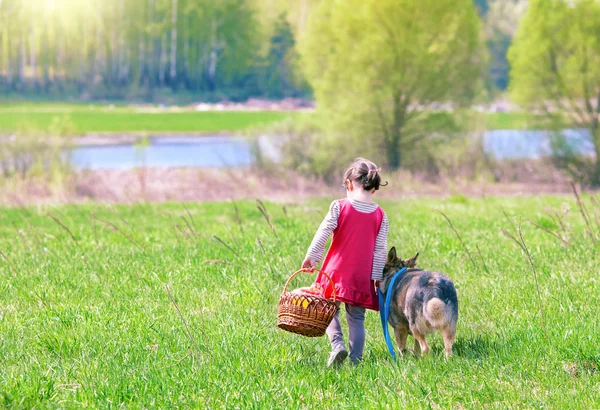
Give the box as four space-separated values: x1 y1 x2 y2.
305 201 340 263
371 212 389 281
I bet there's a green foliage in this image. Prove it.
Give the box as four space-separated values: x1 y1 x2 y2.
299 0 485 169
508 0 600 184
250 113 321 175
484 0 528 90
249 13 307 99
0 198 599 407
263 14 302 98
0 0 308 101
0 115 73 180
255 110 514 182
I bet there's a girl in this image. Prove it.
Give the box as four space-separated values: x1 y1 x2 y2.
302 158 388 367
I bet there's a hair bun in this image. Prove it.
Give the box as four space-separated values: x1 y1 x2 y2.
342 158 386 191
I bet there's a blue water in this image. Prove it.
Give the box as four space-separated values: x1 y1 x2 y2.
68 130 596 170
69 136 253 170
482 129 594 160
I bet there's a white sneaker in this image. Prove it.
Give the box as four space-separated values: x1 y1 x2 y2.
327 347 348 368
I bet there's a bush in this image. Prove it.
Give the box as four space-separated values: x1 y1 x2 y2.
251 111 497 184
0 115 74 180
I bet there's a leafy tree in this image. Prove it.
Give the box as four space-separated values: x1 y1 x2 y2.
299 0 484 169
261 13 298 98
508 0 600 185
484 0 528 90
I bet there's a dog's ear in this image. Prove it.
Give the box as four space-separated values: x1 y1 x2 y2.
405 252 419 268
387 247 398 263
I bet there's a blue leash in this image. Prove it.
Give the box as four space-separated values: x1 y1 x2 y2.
378 267 407 359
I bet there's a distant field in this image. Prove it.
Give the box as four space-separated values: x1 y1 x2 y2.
0 103 547 135
0 103 295 134
483 111 548 130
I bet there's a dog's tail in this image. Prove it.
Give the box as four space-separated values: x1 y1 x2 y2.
424 298 457 328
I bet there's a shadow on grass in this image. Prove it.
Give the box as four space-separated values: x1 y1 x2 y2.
453 336 495 359
452 334 521 359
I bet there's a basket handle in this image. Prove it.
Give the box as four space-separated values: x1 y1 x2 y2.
282 268 337 302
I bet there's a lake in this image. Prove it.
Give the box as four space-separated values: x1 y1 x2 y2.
482 129 594 160
69 136 254 170
69 130 595 170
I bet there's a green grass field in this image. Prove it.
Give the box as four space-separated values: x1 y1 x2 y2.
0 103 295 134
1 196 599 408
0 103 545 135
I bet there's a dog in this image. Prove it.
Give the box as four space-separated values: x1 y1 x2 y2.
379 247 458 359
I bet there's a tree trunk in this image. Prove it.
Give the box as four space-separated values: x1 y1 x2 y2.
138 36 146 88
206 19 221 92
19 32 25 88
148 0 156 92
159 33 167 86
121 44 130 86
387 130 402 169
184 37 190 89
0 28 3 87
109 12 118 88
78 26 87 93
56 35 64 93
169 0 178 87
207 47 217 91
117 0 126 86
7 37 13 89
95 23 103 85
30 31 38 91
387 92 405 169
42 35 50 93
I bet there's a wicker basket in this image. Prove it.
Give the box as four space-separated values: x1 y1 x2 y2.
277 268 338 337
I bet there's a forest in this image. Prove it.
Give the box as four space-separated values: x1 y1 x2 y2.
0 0 522 101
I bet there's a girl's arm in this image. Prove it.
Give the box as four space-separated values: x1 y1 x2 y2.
303 201 340 269
371 213 389 281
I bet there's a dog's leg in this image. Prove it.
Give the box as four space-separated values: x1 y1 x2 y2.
441 326 456 359
413 337 420 355
393 325 409 354
411 329 430 356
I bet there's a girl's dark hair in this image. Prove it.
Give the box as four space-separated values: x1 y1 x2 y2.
342 158 388 191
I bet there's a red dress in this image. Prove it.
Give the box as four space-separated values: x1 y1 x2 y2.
314 198 384 311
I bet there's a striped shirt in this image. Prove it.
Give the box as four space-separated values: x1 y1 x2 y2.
306 200 389 281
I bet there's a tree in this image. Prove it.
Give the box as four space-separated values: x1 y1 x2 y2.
299 0 484 170
261 13 298 98
508 0 600 185
484 0 528 90
206 0 258 94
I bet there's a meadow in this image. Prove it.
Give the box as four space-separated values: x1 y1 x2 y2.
0 103 295 135
0 195 599 408
0 103 544 135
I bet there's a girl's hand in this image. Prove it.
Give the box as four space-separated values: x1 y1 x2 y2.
373 280 380 295
302 258 316 272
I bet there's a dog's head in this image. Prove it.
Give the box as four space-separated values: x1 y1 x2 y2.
382 247 419 279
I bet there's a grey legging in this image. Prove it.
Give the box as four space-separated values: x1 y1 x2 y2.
326 303 366 364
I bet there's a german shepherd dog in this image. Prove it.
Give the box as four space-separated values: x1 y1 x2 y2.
380 247 458 359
